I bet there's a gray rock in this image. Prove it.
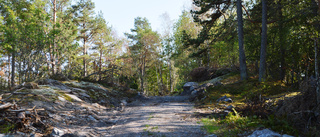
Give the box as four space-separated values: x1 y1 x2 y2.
61 133 78 137
0 135 14 137
223 110 231 114
248 129 286 137
71 88 87 93
282 134 294 137
50 128 64 137
224 98 233 103
58 96 67 102
190 86 196 92
25 111 31 116
226 105 234 110
191 90 198 95
216 95 232 102
65 94 83 102
183 82 199 88
217 95 227 102
88 115 98 122
214 81 222 86
79 92 90 98
207 134 217 137
181 82 199 95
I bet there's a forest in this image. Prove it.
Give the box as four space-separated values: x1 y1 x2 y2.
0 0 318 95
0 0 320 136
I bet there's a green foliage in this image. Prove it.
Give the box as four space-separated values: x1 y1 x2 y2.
201 108 298 136
201 113 262 136
198 73 302 136
125 17 162 95
0 122 14 134
262 115 298 136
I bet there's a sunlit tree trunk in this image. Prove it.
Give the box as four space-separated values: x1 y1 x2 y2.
168 60 173 93
99 48 102 81
83 30 87 77
50 0 57 75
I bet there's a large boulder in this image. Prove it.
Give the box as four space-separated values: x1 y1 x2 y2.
180 82 198 96
248 129 293 137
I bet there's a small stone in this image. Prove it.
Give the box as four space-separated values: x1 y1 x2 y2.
17 112 25 119
25 111 31 115
224 98 233 103
225 105 234 110
223 110 231 115
208 134 218 137
248 129 281 137
16 131 27 136
88 115 98 122
51 128 64 137
95 122 108 127
61 133 78 137
216 95 227 102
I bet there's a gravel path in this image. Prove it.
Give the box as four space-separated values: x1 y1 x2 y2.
105 96 208 137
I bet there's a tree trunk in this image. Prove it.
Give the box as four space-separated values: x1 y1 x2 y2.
156 65 160 94
7 55 11 88
237 0 248 80
259 0 268 82
168 59 173 93
83 35 87 77
11 48 15 89
317 0 320 105
159 62 164 95
315 39 319 104
140 56 145 94
99 49 102 81
52 0 57 75
278 0 286 81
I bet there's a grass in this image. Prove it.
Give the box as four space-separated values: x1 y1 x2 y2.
148 115 155 120
151 126 159 130
0 122 14 134
197 73 300 136
201 109 264 136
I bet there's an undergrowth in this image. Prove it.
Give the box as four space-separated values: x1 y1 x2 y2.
0 122 14 134
198 74 301 136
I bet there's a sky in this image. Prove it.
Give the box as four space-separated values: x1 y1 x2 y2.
93 0 192 37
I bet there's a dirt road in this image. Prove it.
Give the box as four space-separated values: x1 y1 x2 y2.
104 96 207 137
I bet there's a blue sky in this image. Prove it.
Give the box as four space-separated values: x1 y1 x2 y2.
93 0 191 37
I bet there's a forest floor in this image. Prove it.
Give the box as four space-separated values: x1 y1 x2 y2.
50 95 210 137
2 74 316 137
0 80 211 137
102 96 208 137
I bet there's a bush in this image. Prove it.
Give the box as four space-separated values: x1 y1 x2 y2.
189 67 214 82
